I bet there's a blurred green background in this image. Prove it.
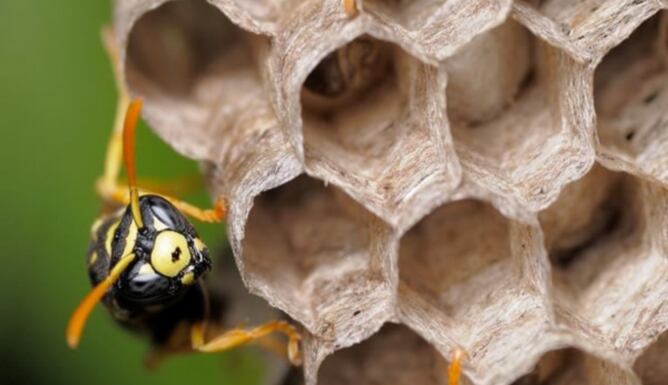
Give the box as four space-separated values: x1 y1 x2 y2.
1 2 262 384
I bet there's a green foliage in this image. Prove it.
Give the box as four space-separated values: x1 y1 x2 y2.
0 2 261 384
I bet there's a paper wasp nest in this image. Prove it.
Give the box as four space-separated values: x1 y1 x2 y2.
114 0 668 384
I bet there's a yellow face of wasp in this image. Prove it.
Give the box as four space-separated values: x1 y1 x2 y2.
150 230 192 278
87 195 212 309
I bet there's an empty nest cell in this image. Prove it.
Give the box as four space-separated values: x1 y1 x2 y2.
510 348 637 385
540 167 642 292
538 165 622 269
127 0 255 98
316 324 469 385
241 176 393 341
539 165 665 336
398 198 550 382
125 0 268 159
446 18 590 208
399 199 514 313
633 331 668 385
540 167 641 292
595 11 668 184
300 35 458 227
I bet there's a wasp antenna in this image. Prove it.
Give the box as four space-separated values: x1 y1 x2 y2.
123 98 145 228
343 0 358 18
66 253 137 348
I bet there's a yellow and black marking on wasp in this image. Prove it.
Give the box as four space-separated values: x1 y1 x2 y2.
66 28 301 366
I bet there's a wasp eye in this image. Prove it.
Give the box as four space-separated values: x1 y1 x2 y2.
151 230 192 277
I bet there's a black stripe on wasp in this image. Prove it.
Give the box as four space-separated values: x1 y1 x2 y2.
65 27 301 367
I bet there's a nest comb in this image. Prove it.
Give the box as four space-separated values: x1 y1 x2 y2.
112 0 668 384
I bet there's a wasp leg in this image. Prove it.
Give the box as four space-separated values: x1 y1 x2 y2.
135 175 203 198
254 334 293 360
448 349 466 385
191 320 302 366
100 183 226 223
100 174 202 201
144 327 291 372
95 125 224 223
95 122 225 223
98 26 130 194
343 0 358 17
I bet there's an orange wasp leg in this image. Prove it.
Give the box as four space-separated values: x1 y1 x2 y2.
105 182 226 224
191 320 302 366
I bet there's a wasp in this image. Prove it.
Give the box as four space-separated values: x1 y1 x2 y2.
65 28 301 366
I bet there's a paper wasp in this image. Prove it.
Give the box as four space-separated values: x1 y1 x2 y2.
65 28 301 366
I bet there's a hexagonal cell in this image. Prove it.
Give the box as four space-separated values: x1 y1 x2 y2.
510 348 639 385
124 0 270 160
316 324 472 385
448 20 593 210
538 165 621 268
539 166 667 340
540 167 641 297
399 200 513 308
240 175 395 346
300 35 460 229
397 199 551 383
634 331 668 385
595 11 668 186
